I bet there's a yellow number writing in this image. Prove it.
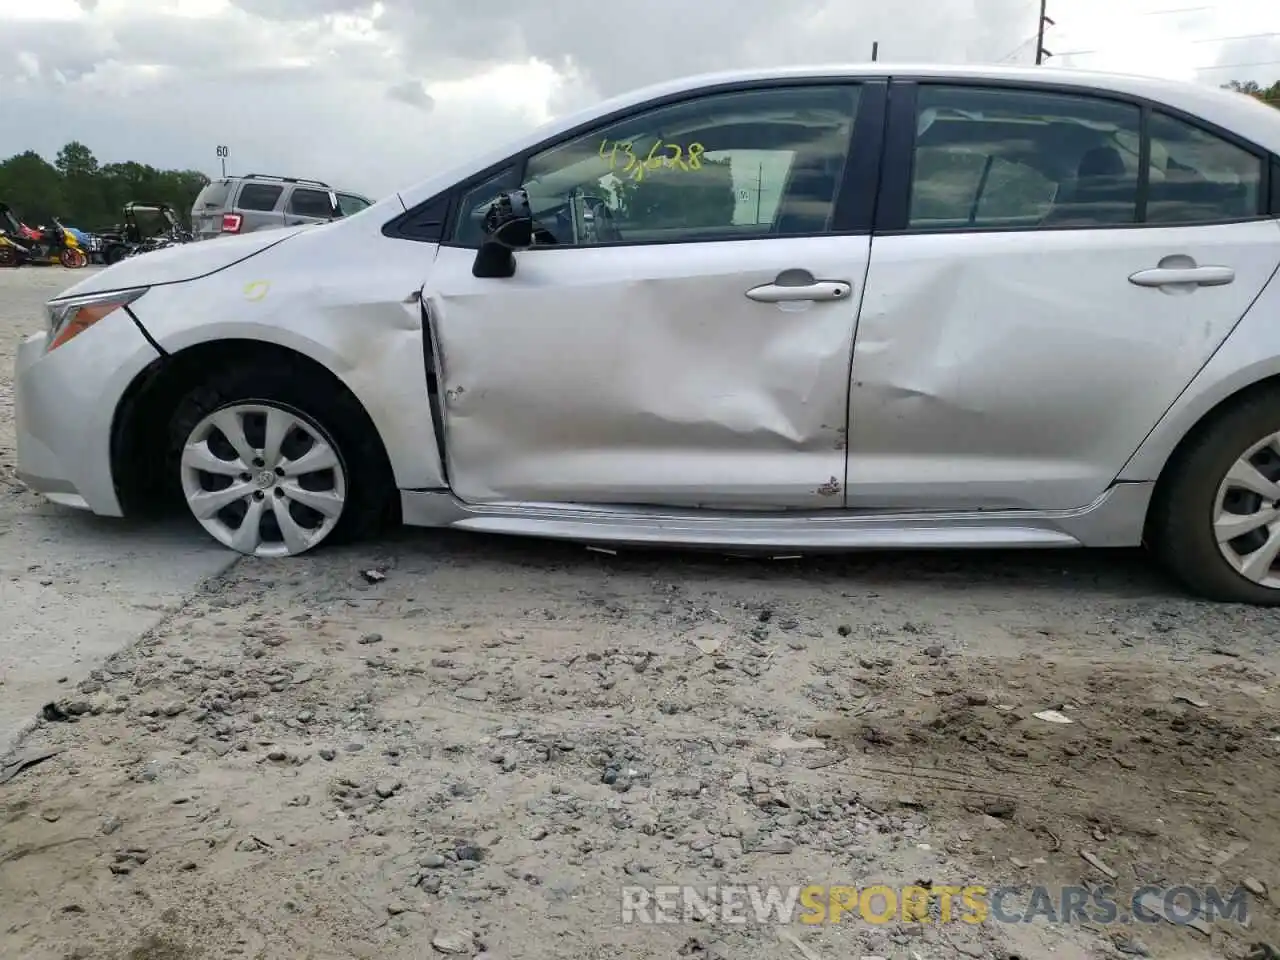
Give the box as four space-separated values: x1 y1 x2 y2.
596 138 709 176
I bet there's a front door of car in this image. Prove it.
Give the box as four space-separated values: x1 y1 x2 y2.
847 80 1280 513
420 81 886 509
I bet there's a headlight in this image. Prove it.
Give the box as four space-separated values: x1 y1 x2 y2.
45 288 148 353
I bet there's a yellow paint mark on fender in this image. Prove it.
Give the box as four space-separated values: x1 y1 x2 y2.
243 281 271 302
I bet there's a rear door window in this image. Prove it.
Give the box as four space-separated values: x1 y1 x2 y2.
1145 112 1265 223
237 183 284 211
288 188 335 218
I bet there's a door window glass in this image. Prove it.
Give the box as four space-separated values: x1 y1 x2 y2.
337 193 371 215
237 183 284 212
288 188 335 218
909 85 1142 229
1145 112 1264 223
516 84 861 247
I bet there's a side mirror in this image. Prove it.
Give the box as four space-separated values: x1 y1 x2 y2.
483 189 534 249
472 189 534 279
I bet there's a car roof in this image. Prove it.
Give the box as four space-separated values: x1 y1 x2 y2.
393 62 1280 211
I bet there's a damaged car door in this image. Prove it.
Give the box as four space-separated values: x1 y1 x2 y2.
848 80 1280 512
421 81 884 509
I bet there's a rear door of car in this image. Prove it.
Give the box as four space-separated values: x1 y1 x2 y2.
847 78 1280 513
234 181 288 232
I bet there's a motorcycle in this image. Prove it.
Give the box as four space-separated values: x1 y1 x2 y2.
0 203 88 268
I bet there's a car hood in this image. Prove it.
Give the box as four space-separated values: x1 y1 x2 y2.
50 226 306 301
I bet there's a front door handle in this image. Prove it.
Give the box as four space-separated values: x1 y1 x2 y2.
745 280 852 303
1128 265 1235 288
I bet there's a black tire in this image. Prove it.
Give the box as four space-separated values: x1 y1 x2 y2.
168 358 394 551
104 245 126 265
1146 386 1280 605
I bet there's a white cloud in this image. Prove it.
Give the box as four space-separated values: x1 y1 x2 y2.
0 0 1276 199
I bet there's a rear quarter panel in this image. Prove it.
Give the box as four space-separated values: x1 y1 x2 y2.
1119 236 1280 482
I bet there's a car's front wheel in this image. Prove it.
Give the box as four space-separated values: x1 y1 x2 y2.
169 363 391 557
1147 388 1280 605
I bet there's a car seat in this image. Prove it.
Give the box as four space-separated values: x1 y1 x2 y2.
1041 145 1138 225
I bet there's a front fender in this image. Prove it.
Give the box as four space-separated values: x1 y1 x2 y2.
127 226 446 491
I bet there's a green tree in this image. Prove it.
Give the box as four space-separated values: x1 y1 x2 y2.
0 151 66 224
1224 79 1280 108
0 142 209 231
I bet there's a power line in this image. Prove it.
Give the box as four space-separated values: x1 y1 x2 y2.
997 34 1040 63
1196 58 1280 71
1054 30 1280 58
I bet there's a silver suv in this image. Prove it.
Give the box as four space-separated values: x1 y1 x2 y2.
190 174 374 240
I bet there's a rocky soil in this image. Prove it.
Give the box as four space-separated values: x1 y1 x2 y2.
3 538 1280 960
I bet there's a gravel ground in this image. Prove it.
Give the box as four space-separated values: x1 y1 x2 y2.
0 268 232 751
2 267 1280 960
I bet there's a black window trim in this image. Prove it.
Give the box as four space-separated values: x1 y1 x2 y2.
383 75 889 247
876 74 1277 236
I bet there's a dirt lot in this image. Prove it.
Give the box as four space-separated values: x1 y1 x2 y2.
2 269 1280 960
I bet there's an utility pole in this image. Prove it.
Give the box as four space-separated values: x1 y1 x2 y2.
1035 0 1054 64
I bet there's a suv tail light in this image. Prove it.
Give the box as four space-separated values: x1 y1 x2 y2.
221 213 243 233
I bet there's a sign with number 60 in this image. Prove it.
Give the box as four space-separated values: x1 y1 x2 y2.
215 145 229 158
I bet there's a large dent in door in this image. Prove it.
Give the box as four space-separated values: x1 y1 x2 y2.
425 245 853 507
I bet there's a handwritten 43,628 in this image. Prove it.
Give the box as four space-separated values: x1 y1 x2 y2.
599 138 707 180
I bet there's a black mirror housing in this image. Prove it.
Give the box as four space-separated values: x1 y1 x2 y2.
472 239 516 278
482 189 534 250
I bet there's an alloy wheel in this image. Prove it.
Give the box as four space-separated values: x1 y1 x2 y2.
1211 432 1280 589
179 402 346 557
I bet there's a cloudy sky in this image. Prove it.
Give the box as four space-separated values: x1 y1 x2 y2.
2 0 1278 199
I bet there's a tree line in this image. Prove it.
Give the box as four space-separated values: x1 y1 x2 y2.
1 79 1275 232
0 141 208 232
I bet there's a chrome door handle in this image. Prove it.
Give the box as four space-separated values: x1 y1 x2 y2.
1128 265 1235 288
745 280 851 303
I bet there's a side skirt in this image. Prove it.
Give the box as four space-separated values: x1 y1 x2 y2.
398 481 1153 551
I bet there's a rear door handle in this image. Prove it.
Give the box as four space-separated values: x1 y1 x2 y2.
745 280 852 303
1128 265 1235 288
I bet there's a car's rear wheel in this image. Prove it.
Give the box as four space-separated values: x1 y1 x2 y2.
1147 388 1280 605
169 364 391 557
